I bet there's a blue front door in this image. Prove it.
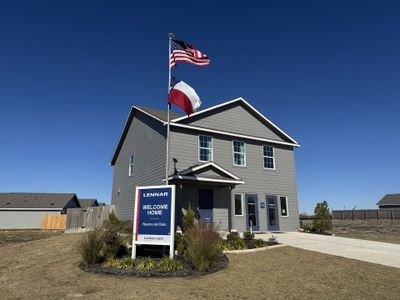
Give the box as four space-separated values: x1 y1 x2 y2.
198 189 213 224
246 194 259 231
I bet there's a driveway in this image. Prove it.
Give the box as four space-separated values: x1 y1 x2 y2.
256 232 400 269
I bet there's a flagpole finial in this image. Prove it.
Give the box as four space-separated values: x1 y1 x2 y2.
168 32 174 40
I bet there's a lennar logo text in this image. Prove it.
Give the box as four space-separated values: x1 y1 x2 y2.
143 192 168 197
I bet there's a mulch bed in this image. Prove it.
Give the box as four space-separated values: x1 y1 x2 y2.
80 254 229 277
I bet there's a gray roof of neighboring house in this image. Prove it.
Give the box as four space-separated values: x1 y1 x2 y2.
136 106 182 122
0 192 78 209
377 194 400 206
78 198 98 208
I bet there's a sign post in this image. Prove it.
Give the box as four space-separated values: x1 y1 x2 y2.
132 185 176 259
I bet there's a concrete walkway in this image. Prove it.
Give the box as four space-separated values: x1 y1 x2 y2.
256 232 400 269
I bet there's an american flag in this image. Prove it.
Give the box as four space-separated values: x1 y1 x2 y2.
170 40 210 68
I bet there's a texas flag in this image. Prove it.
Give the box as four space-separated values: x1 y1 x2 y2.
168 76 202 115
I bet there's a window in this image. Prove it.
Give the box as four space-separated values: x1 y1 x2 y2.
234 194 243 216
128 155 134 176
280 196 288 217
199 135 213 162
263 145 275 169
233 141 246 166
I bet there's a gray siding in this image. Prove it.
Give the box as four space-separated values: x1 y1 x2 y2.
169 127 299 231
179 102 288 142
111 111 166 220
0 210 61 229
175 184 230 231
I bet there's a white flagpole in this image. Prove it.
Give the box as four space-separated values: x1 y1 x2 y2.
166 32 174 185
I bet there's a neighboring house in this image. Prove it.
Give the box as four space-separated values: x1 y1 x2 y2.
0 193 80 229
78 198 99 208
377 194 400 209
111 97 300 232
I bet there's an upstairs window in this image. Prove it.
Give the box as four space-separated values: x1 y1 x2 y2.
233 141 246 166
128 155 134 176
263 145 275 169
199 135 213 162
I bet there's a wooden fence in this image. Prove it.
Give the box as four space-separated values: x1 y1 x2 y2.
332 209 400 220
41 214 67 230
65 205 115 233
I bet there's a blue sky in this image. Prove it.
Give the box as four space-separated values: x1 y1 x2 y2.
0 1 399 213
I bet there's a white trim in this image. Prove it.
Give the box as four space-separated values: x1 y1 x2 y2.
198 134 213 162
234 193 244 216
263 145 276 170
170 97 299 145
169 122 300 148
0 208 63 211
164 175 244 185
179 162 242 180
232 140 246 167
279 195 289 217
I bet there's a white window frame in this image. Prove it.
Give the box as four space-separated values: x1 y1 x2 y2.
232 140 246 167
263 145 275 170
128 154 134 176
198 135 213 162
234 193 244 216
279 195 289 217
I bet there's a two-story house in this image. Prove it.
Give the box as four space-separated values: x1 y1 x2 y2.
111 97 300 232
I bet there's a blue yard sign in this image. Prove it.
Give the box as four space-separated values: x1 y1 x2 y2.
132 185 176 259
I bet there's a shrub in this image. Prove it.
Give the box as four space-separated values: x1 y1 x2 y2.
253 239 267 248
312 201 332 233
266 235 279 246
78 229 104 265
243 231 254 240
183 220 222 272
226 232 240 241
175 233 186 257
135 257 156 271
104 211 133 234
102 212 129 259
226 232 246 250
157 257 183 272
103 257 136 269
183 205 196 232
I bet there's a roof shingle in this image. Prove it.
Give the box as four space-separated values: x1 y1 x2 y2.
377 194 400 206
0 193 77 209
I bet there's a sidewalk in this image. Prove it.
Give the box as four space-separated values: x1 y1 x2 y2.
257 232 400 268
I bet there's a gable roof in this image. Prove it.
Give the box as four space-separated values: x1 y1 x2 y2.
166 162 244 185
111 98 300 165
78 198 98 208
0 193 78 209
172 97 299 145
136 106 182 122
377 194 400 206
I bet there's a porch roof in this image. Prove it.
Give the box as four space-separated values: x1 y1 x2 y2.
166 162 244 185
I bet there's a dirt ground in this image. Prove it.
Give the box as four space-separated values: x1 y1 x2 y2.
0 229 63 246
332 219 400 244
1 233 400 299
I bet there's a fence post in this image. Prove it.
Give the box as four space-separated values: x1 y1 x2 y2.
352 210 354 220
364 210 367 220
340 211 343 220
391 210 393 220
377 210 379 220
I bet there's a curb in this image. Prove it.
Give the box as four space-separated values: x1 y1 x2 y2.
223 244 286 254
